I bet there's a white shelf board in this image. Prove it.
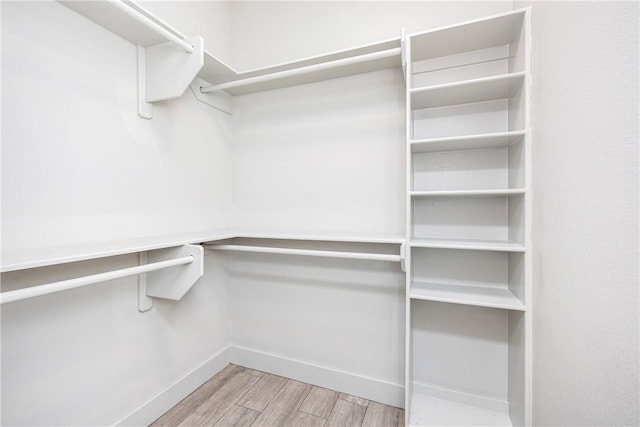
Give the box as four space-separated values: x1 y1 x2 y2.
411 72 525 110
410 281 525 311
1 230 236 273
410 131 526 154
410 393 512 427
2 231 405 273
218 38 402 95
409 8 526 62
232 231 406 245
410 238 525 252
411 189 525 197
59 1 401 93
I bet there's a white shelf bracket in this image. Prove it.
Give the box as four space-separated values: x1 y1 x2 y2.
137 36 204 119
145 244 204 301
190 77 233 115
400 242 407 273
137 252 153 312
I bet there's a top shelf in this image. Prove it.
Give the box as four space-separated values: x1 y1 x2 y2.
215 39 402 96
59 1 402 95
59 1 238 85
410 8 527 62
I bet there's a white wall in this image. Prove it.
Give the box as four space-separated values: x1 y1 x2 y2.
1 0 233 255
1 1 233 425
515 2 639 425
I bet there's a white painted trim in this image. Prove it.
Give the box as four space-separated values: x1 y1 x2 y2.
412 380 508 414
115 346 231 426
230 346 405 408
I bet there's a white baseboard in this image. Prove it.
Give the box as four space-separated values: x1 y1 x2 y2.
412 380 508 413
230 345 405 408
115 346 231 426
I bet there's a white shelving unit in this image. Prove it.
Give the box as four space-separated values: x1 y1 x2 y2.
404 9 531 426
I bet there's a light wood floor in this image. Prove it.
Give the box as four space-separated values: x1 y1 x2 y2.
150 364 404 427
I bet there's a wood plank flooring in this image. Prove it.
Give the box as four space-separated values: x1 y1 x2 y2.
150 364 404 427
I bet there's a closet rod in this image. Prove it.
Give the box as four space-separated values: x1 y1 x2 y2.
109 0 194 53
200 47 402 93
206 244 402 263
0 255 194 304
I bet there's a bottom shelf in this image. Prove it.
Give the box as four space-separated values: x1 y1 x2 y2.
410 393 512 427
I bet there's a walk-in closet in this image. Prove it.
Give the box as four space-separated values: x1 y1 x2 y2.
1 1 638 426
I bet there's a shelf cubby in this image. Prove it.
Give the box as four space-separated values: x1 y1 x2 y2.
410 9 526 90
412 142 525 192
410 248 525 310
410 300 526 426
411 81 525 141
412 194 525 246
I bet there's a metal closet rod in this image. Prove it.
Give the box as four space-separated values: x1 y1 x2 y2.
200 47 403 93
110 0 194 53
206 244 402 263
0 255 194 304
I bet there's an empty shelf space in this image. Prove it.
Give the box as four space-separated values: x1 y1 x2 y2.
412 144 526 192
411 238 525 252
409 9 526 63
409 393 512 427
410 131 526 153
411 72 526 110
410 281 525 311
411 189 525 197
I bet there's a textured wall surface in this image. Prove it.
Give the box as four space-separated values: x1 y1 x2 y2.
519 2 639 425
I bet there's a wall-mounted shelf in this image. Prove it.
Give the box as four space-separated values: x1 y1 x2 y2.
410 130 526 154
1 244 204 310
1 231 405 273
0 230 235 273
59 1 237 84
411 237 526 252
411 72 525 110
59 0 403 106
200 39 402 95
411 189 525 197
410 281 525 311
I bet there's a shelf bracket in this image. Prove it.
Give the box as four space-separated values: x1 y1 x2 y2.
144 244 204 301
137 252 153 312
190 77 232 115
400 243 407 273
137 36 204 119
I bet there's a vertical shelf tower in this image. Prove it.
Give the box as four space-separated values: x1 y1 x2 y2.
404 9 531 426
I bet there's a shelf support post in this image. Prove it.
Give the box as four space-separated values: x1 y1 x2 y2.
137 252 153 312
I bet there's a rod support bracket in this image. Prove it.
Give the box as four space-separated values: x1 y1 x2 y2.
145 245 204 301
400 242 406 273
137 36 204 119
